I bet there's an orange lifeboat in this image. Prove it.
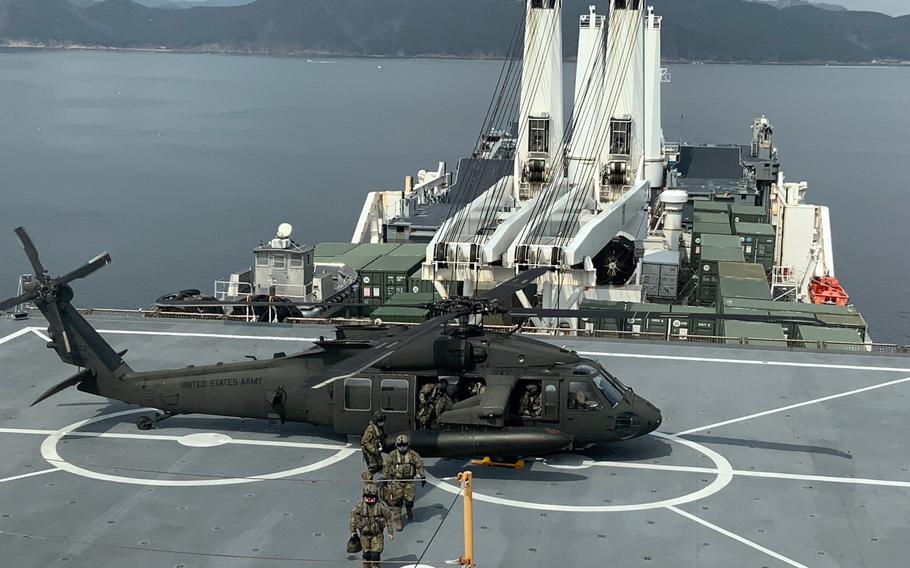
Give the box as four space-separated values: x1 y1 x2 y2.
809 276 849 306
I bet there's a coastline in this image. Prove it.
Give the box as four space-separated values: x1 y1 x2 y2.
2 42 910 67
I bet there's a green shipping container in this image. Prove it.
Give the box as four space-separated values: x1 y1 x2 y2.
579 299 628 332
669 305 717 337
795 325 865 351
722 320 787 346
695 247 745 305
691 234 742 264
371 292 434 324
693 201 730 213
693 211 731 225
734 222 776 271
730 204 768 224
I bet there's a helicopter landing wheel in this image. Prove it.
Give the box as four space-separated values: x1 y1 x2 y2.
136 411 177 431
136 415 155 431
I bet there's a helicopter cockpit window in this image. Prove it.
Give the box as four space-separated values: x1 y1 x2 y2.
572 364 598 376
594 375 622 407
344 378 372 411
568 381 602 411
574 363 627 406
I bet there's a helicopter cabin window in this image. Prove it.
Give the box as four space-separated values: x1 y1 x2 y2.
343 378 372 411
568 381 602 411
271 253 286 269
380 379 409 413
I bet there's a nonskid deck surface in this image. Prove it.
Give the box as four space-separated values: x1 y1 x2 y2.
1 316 908 567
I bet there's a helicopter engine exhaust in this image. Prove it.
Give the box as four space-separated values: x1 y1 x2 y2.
401 427 573 458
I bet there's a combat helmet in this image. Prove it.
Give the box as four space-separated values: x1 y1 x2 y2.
363 483 379 504
372 411 386 424
395 434 409 453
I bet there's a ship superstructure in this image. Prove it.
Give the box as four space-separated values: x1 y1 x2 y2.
343 1 863 346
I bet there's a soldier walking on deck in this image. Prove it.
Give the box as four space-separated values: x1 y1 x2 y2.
350 483 394 568
382 434 426 530
361 411 386 481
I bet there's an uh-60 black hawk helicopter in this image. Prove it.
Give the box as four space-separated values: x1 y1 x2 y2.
0 227 669 459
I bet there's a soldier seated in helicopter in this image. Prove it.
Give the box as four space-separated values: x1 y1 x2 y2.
568 380 602 411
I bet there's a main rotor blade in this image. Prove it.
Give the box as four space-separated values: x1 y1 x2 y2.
155 300 431 309
14 227 46 275
56 252 112 285
308 310 458 389
479 266 550 303
0 289 40 312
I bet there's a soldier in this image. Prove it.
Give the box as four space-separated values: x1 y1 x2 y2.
518 383 542 417
382 434 426 530
361 411 386 480
417 379 451 429
350 483 394 568
434 378 454 419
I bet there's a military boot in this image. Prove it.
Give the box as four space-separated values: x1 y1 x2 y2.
395 510 404 531
406 505 414 521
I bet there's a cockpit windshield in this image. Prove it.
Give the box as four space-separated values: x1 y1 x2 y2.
573 363 625 407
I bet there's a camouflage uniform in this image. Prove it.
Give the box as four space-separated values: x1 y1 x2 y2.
518 386 542 417
383 437 426 529
350 485 394 568
416 383 438 429
361 418 385 478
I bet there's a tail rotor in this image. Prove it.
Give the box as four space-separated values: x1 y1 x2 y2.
0 227 111 354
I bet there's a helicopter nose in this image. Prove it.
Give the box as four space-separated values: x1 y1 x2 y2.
638 406 662 436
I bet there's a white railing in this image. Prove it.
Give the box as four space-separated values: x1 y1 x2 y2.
214 280 253 301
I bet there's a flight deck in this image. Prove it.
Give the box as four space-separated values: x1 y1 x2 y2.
1 315 907 567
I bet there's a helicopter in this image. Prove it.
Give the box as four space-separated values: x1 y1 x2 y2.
0 227 670 459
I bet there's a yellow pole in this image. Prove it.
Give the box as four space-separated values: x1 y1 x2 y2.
458 471 474 568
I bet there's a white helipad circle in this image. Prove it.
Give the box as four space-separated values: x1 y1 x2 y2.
178 432 232 448
426 432 733 512
40 408 356 486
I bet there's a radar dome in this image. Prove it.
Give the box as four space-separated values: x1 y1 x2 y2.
276 223 293 239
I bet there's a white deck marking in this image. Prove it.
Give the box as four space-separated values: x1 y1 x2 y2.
0 426 350 451
0 468 59 484
677 375 910 436
428 433 735 512
30 328 51 342
549 458 910 489
38 409 356 486
0 427 56 435
95 329 319 342
577 350 910 373
0 327 34 346
667 505 810 568
732 468 910 489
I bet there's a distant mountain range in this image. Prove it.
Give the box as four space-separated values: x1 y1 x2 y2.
755 0 847 12
2 0 909 63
